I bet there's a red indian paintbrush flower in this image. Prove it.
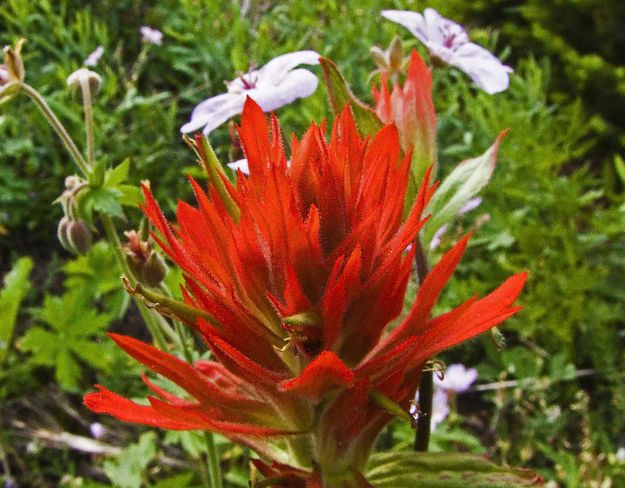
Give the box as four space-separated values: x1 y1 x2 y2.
85 97 526 486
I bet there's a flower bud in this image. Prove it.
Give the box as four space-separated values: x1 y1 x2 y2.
57 216 73 252
66 68 101 99
124 230 168 287
388 36 403 70
142 252 168 287
57 216 93 254
67 219 93 254
2 38 25 83
0 65 9 86
370 46 388 70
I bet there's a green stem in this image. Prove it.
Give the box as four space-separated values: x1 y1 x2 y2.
20 83 90 176
157 286 221 488
204 431 222 488
79 78 96 167
413 238 433 452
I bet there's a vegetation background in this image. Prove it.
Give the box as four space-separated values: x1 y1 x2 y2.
1 0 624 486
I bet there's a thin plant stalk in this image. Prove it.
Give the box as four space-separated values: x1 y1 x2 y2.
204 431 222 488
79 77 96 167
413 238 433 452
19 83 90 176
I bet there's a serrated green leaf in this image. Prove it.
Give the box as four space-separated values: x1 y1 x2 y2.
19 327 57 364
88 187 125 217
72 339 110 370
319 57 383 137
0 256 33 363
55 346 81 391
366 451 543 487
423 135 504 248
105 158 130 187
77 187 125 223
117 184 142 207
103 432 158 488
21 287 112 391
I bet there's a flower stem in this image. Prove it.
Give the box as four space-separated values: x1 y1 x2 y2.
20 83 90 176
204 431 222 488
79 78 96 167
413 238 433 452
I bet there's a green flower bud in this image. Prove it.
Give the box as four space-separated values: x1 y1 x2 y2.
142 252 168 287
388 36 403 70
370 46 388 70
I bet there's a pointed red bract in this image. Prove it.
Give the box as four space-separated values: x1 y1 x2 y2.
85 97 525 486
373 49 437 184
279 351 354 400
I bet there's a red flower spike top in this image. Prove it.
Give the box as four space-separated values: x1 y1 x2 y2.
85 97 526 486
373 49 437 186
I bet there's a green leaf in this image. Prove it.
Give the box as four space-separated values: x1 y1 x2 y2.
0 257 33 363
105 158 130 187
19 288 112 391
151 472 194 488
103 432 158 488
55 346 81 391
366 451 543 487
77 187 125 223
87 187 125 218
117 184 142 207
319 57 383 137
20 327 58 364
423 134 504 248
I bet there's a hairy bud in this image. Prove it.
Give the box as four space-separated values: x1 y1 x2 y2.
58 216 93 254
66 68 101 100
124 230 168 287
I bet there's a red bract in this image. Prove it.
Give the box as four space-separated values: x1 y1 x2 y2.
373 49 437 187
85 97 526 486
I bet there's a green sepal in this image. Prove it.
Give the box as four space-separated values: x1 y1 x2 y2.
423 132 505 248
319 57 383 137
366 451 544 487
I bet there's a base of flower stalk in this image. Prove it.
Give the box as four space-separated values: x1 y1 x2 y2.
413 368 433 451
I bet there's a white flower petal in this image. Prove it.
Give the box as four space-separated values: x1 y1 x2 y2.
257 50 320 86
429 224 449 251
435 364 478 392
381 10 429 45
430 388 450 431
140 26 163 46
450 42 513 94
247 68 318 112
423 8 468 48
458 197 482 215
181 51 319 134
180 93 246 134
227 158 249 174
84 46 104 67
